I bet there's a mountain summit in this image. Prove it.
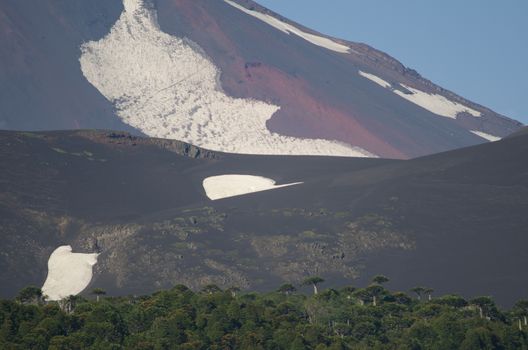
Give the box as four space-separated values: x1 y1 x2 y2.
0 0 522 158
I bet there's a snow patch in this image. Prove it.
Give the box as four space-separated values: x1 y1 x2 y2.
42 246 99 301
79 0 375 158
203 175 302 200
357 71 481 120
470 130 501 142
224 0 350 54
123 0 142 13
394 84 482 119
359 71 392 89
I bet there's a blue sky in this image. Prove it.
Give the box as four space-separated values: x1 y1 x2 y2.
257 0 528 124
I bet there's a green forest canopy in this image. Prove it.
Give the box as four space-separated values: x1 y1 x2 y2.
1 280 528 350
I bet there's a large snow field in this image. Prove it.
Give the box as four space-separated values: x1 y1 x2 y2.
79 0 374 157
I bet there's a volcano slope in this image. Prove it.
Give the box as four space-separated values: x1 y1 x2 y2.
0 129 527 305
0 0 522 158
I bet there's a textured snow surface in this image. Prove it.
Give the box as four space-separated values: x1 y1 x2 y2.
359 71 392 88
79 0 374 157
471 130 501 142
42 246 99 301
394 84 482 119
358 70 481 119
224 0 350 54
203 175 302 200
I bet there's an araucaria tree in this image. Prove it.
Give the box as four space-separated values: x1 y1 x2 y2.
372 275 389 285
366 285 385 306
513 300 528 327
424 288 434 301
59 295 82 314
91 288 106 302
302 276 325 295
470 296 496 319
227 286 241 297
16 286 44 305
201 284 222 295
410 287 426 301
277 283 297 295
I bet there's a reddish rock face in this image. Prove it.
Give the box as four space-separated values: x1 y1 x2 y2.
153 0 522 158
0 0 522 158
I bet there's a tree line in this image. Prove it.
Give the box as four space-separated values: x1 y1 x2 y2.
1 275 528 349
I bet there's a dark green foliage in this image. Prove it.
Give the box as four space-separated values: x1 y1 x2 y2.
277 284 297 295
460 327 498 350
0 285 527 349
302 277 325 295
410 287 426 301
372 275 390 285
91 288 106 303
16 286 44 305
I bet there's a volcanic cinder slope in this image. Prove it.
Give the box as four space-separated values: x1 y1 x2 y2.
0 129 526 305
0 0 522 158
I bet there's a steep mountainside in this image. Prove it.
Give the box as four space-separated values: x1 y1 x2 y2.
1 130 526 305
0 0 522 158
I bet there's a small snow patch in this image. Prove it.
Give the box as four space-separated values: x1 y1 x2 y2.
394 84 482 119
471 130 501 142
203 175 302 200
224 0 350 54
42 246 99 301
357 71 481 120
359 71 392 89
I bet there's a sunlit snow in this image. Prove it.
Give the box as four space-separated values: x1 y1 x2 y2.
470 130 501 142
42 246 99 301
393 84 482 119
79 0 374 157
203 175 302 200
359 71 392 89
357 70 482 120
224 0 350 54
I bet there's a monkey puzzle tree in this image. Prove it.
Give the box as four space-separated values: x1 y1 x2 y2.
366 285 385 306
340 286 356 300
59 294 83 314
434 295 468 309
227 286 241 298
392 291 412 305
371 275 389 286
424 288 434 301
410 287 426 301
17 286 44 305
277 283 297 296
469 296 496 319
302 276 325 295
513 300 528 328
201 284 222 295
91 288 106 302
352 288 371 306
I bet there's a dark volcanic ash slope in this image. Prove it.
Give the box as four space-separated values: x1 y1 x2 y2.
0 0 523 158
0 130 527 305
0 0 135 133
